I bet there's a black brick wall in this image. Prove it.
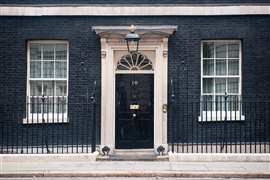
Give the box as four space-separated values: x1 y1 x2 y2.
0 16 269 148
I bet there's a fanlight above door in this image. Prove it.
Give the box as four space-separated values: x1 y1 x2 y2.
116 52 153 71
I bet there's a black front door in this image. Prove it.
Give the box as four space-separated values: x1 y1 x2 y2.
116 74 154 149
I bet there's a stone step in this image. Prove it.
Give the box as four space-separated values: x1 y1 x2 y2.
97 155 169 161
113 149 155 155
97 148 168 161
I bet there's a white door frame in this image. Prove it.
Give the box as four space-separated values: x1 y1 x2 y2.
93 26 177 153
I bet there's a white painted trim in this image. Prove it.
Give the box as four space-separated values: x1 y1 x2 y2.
99 38 169 152
115 70 154 74
22 114 68 124
198 111 245 122
0 5 270 16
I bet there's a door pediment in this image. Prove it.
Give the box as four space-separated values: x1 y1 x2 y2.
92 25 177 39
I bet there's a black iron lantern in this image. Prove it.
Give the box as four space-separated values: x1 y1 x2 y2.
125 25 140 53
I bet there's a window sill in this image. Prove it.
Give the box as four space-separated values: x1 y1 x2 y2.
198 111 245 122
23 114 68 124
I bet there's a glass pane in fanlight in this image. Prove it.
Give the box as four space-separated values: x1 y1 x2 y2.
126 53 133 67
55 62 67 78
117 58 130 70
43 61 54 78
215 78 226 93
216 59 226 75
228 59 239 75
43 81 54 96
228 43 239 58
30 61 41 78
43 44 54 60
131 53 138 65
203 78 214 93
55 44 67 60
228 78 239 93
203 59 214 75
30 81 42 96
30 44 42 60
56 81 67 96
117 64 128 70
216 42 227 58
203 42 214 58
139 58 152 70
136 54 145 67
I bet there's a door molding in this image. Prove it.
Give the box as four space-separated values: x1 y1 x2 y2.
94 26 176 153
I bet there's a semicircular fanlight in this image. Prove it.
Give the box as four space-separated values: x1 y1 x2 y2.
116 52 153 71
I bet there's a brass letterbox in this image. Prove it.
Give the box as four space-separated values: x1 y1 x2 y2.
130 104 140 110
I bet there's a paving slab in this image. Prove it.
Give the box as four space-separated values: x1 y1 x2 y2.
0 161 269 178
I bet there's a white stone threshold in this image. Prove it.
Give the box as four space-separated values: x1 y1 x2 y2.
0 5 270 16
0 152 99 162
169 152 270 162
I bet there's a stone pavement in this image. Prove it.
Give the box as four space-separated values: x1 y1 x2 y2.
0 160 270 178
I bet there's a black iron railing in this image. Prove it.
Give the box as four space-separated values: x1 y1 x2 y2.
1 92 269 154
169 94 270 153
0 94 98 154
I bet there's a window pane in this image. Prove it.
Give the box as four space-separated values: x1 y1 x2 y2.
203 59 214 75
228 78 239 93
43 61 54 78
228 43 239 58
228 59 239 75
43 44 54 60
55 97 67 113
56 97 67 113
202 95 214 111
203 42 214 58
43 81 54 96
43 97 54 113
227 95 239 111
30 44 42 60
56 81 67 96
216 59 226 75
55 44 67 60
55 62 67 78
216 95 226 111
216 43 227 58
30 97 42 113
203 78 214 93
215 78 226 93
30 81 42 96
30 61 41 78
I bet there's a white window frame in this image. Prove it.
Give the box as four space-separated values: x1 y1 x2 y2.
199 40 244 122
24 40 69 124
